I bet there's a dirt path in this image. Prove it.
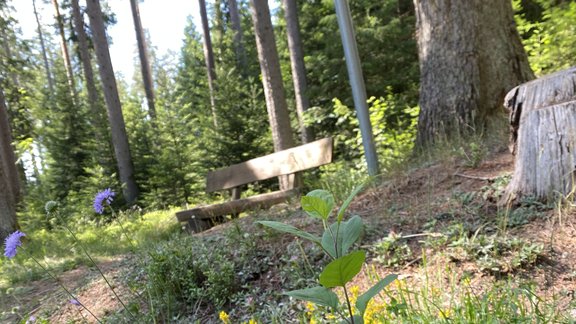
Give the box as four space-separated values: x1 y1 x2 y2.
1 255 137 323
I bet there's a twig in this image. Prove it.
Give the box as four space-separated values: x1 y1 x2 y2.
453 173 499 181
403 256 423 269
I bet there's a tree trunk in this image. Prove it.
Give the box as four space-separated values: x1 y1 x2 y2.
130 0 156 121
282 0 314 144
0 88 20 241
86 0 139 204
33 0 55 95
199 0 218 127
413 0 534 146
504 67 576 202
71 0 102 130
249 0 296 190
227 0 247 72
52 0 78 105
0 158 17 243
0 88 21 205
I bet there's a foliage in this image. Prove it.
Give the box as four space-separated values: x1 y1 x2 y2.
448 233 544 274
304 277 567 323
258 187 397 323
515 0 576 75
307 91 418 176
370 233 413 268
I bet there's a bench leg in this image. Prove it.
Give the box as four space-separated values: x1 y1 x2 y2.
230 187 242 219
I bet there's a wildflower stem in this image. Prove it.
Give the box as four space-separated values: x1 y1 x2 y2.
343 285 355 324
27 253 102 323
57 219 137 320
295 238 314 275
109 207 138 252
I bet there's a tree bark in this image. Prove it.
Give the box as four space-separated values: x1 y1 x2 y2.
0 87 20 243
86 0 139 204
504 67 576 202
52 0 78 105
199 0 218 126
249 0 296 190
0 158 17 243
413 0 534 146
71 0 102 130
0 88 21 205
227 0 247 72
282 0 314 144
130 0 156 121
33 0 55 95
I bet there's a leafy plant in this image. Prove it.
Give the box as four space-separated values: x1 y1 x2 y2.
371 233 413 268
257 187 397 323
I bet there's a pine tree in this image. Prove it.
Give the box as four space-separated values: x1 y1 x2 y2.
86 0 139 204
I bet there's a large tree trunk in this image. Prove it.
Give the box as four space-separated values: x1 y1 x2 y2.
130 0 156 121
199 0 218 127
33 0 55 95
52 0 78 105
86 0 139 204
71 0 102 131
0 159 17 243
249 0 296 190
228 0 247 72
413 0 534 146
282 0 313 144
0 88 20 204
504 67 576 202
0 88 19 242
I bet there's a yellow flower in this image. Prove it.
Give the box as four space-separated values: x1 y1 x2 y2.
306 302 316 312
364 300 387 323
310 318 317 324
394 279 405 290
248 320 257 324
350 285 360 298
438 308 452 319
219 310 230 323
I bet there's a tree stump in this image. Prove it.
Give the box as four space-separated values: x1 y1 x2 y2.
504 67 576 202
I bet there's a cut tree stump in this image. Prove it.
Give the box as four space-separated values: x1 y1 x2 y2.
504 67 576 202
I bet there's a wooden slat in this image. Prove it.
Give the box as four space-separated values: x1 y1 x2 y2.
206 137 333 192
176 189 298 222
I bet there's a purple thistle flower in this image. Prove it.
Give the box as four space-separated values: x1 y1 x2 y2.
4 230 25 259
25 315 36 324
70 298 81 306
93 188 115 214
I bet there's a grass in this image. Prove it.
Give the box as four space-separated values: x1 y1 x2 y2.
0 208 180 286
3 133 576 322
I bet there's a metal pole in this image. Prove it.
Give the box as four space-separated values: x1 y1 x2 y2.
333 0 379 176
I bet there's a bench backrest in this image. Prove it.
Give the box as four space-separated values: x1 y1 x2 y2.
206 137 333 192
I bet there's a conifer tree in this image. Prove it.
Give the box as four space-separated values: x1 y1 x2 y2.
86 0 139 204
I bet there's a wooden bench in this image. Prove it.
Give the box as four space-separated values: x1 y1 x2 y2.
176 137 333 232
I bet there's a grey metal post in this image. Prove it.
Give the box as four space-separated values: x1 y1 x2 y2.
334 0 379 176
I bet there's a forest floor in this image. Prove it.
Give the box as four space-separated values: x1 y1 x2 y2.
3 147 576 322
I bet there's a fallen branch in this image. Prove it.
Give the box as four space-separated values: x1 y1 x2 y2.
454 173 499 181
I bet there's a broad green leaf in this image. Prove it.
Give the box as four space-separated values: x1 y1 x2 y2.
321 216 363 259
256 221 321 245
355 274 398 316
340 216 363 256
337 184 365 222
301 190 335 220
319 251 365 288
285 286 339 309
339 316 364 324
